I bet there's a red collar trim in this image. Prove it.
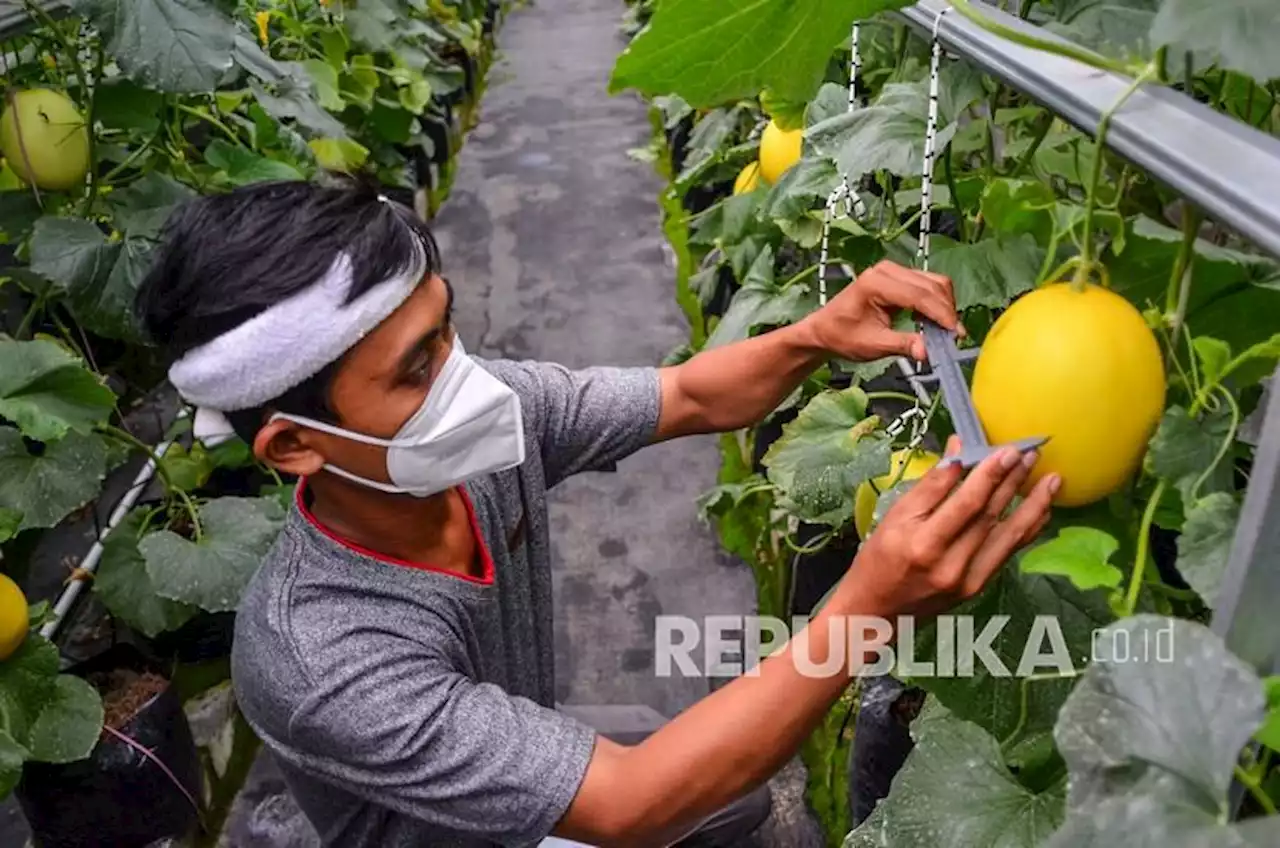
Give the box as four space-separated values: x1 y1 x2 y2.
293 478 495 585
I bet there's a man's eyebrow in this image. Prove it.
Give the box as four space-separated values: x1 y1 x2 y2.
391 279 455 377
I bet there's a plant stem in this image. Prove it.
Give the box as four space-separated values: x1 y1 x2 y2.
97 424 203 541
1235 764 1279 815
1077 64 1158 287
865 391 920 405
1188 387 1239 501
1166 204 1202 332
1009 112 1052 179
176 103 250 150
15 293 46 339
1123 479 1166 616
941 144 968 242
948 0 1139 77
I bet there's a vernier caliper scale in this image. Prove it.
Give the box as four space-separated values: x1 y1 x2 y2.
915 319 1049 469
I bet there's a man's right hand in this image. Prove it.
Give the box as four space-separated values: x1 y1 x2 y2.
842 435 1058 621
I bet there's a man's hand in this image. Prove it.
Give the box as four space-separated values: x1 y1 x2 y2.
800 259 961 363
839 436 1058 620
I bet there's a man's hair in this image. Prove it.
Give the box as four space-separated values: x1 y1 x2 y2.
135 176 442 445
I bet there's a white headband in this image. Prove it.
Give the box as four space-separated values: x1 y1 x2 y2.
167 243 428 445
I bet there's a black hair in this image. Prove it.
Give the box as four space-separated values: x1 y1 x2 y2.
135 175 443 445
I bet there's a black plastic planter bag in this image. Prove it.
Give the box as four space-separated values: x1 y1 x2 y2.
16 643 204 848
847 675 925 826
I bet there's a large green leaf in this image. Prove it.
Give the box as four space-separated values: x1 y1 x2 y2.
760 386 891 526
1020 527 1123 592
140 496 286 612
1150 0 1280 84
1047 615 1272 846
0 635 103 782
107 172 195 239
904 568 1112 760
27 217 147 342
0 338 115 442
75 0 237 93
927 233 1043 311
95 510 199 639
204 139 305 185
761 158 839 223
844 704 1065 847
609 0 915 108
1146 404 1234 503
1108 217 1280 350
979 179 1056 243
0 429 108 532
808 82 958 181
1044 0 1159 63
704 246 813 348
1175 492 1240 608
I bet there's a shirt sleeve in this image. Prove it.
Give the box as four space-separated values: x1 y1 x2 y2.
280 636 599 846
481 358 663 488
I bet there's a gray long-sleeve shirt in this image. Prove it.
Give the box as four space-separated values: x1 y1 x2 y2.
230 358 663 847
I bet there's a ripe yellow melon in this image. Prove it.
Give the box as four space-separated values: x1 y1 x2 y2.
855 448 941 538
733 161 761 195
0 88 90 192
971 282 1166 507
758 119 802 184
0 572 29 662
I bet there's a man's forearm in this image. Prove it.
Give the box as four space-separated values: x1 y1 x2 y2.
656 319 828 440
559 580 886 846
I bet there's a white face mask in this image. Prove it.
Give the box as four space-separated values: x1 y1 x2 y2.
270 338 525 497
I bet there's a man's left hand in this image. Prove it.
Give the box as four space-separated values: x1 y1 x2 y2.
801 260 962 363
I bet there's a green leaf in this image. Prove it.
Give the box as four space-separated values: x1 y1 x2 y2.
927 233 1043 311
27 218 146 342
1191 337 1232 389
1256 676 1280 751
1175 492 1240 608
1150 0 1280 84
1224 333 1280 388
1020 527 1123 592
808 81 960 180
805 83 851 128
159 441 215 492
761 386 891 526
705 246 812 348
759 88 807 131
0 635 103 769
677 107 749 184
690 191 766 249
0 730 25 797
1047 615 1269 846
204 139 304 185
905 568 1113 757
979 179 1056 242
1045 1 1159 63
308 138 370 172
76 0 237 93
139 496 287 613
0 429 108 532
302 59 345 111
93 81 165 133
609 0 915 108
844 705 1065 848
1108 216 1280 350
250 77 349 139
761 158 838 222
108 172 195 239
0 338 115 442
1146 404 1234 502
95 509 198 639
0 508 21 543
369 102 413 144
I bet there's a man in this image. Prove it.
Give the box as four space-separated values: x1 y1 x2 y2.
135 177 1058 848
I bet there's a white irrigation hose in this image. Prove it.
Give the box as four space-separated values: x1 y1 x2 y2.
40 411 187 642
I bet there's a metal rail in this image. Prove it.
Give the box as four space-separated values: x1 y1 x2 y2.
0 0 69 41
897 0 1280 262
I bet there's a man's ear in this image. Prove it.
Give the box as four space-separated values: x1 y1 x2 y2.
253 418 326 477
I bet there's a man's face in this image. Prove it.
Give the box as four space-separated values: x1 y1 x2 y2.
254 273 455 487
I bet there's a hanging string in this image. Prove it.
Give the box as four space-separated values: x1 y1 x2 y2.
916 8 951 274
817 22 866 308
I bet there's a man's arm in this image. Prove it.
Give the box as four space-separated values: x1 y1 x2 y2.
654 260 960 441
553 442 1058 847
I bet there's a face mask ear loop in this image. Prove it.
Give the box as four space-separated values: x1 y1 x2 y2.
268 411 399 448
318 461 414 495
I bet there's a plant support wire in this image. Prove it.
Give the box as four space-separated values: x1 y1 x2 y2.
39 410 188 643
898 0 1280 262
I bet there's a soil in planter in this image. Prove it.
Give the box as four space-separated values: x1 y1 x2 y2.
89 668 169 730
